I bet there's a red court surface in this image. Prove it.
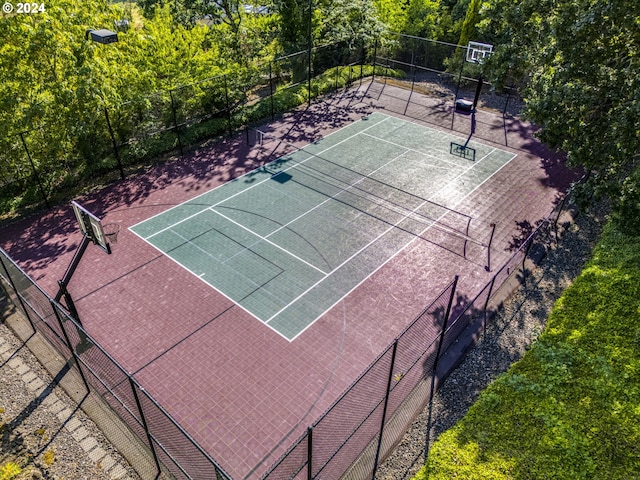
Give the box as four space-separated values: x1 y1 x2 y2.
0 81 579 479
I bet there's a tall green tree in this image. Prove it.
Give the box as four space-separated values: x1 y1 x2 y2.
318 0 387 47
373 0 408 33
405 0 446 39
482 0 640 232
457 0 481 47
273 0 309 52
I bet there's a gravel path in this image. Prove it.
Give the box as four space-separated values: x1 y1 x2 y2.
0 300 141 480
376 202 608 479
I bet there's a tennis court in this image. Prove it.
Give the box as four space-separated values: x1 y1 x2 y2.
130 112 515 340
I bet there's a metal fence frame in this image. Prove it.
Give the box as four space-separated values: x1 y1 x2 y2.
1 183 575 480
1 34 519 217
260 189 577 480
0 254 232 480
0 32 569 480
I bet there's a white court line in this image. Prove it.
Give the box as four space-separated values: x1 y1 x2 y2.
129 112 517 340
266 145 513 329
141 114 391 241
209 208 329 276
170 229 270 290
213 144 412 275
360 131 465 168
262 148 411 240
284 149 518 340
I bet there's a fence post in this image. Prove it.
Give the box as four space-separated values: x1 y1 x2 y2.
103 106 125 179
451 47 465 130
19 132 50 209
372 37 378 81
521 234 535 288
168 90 184 158
0 252 37 333
307 426 313 480
403 41 417 116
433 275 459 374
502 86 512 117
425 276 459 460
269 62 275 120
50 301 91 394
372 340 398 479
223 75 233 137
554 194 569 245
359 41 364 87
481 276 497 335
129 378 163 477
306 0 313 105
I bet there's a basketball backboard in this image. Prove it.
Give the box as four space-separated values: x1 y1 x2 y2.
466 41 493 64
72 201 111 254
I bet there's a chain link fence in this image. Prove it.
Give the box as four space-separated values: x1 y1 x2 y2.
3 33 512 220
1 130 576 480
0 254 232 480
260 186 578 480
0 31 551 480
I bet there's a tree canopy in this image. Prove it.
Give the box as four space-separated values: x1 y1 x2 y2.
482 0 640 232
2 0 639 227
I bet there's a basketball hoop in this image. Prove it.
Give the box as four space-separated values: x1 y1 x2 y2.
466 41 494 64
103 223 120 245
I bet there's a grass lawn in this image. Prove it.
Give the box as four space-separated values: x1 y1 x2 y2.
416 220 640 479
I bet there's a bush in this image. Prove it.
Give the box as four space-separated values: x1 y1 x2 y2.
611 168 640 237
416 221 640 479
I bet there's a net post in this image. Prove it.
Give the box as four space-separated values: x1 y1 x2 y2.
463 216 472 258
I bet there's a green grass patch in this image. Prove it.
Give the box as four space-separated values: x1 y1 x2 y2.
416 221 640 480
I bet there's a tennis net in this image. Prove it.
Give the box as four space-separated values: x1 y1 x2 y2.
250 127 492 265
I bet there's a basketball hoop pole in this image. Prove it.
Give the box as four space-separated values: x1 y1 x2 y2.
472 76 483 111
54 235 92 323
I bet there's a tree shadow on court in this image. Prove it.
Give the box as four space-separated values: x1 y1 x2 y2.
507 219 544 253
369 79 582 205
380 287 534 479
379 200 607 479
0 89 375 284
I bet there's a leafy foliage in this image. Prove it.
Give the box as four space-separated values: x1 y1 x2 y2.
415 221 640 479
0 463 21 480
481 0 640 227
318 0 387 48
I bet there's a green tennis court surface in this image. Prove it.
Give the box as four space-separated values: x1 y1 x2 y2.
130 112 515 340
